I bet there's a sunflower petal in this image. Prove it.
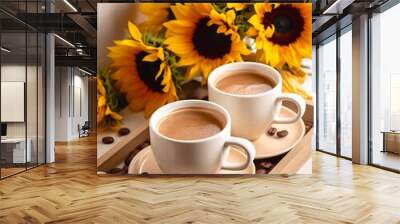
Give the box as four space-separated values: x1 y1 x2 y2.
97 95 106 107
226 10 236 24
97 79 106 96
142 53 159 62
248 15 261 28
163 20 195 34
155 63 166 79
187 64 201 80
144 94 165 118
128 21 142 42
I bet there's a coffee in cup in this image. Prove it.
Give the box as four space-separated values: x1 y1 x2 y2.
216 72 276 95
158 107 225 141
149 100 255 174
208 62 306 141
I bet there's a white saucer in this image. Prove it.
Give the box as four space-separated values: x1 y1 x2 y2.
253 106 305 159
128 146 256 174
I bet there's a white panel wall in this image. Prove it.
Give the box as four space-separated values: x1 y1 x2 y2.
54 67 89 141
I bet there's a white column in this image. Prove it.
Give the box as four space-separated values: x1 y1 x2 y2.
46 33 55 163
352 14 369 164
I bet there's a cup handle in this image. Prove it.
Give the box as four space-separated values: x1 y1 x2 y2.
273 93 306 124
221 136 255 171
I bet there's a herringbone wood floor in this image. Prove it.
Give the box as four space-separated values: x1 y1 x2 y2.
0 136 400 224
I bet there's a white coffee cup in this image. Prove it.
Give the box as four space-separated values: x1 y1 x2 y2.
208 62 306 141
149 100 255 174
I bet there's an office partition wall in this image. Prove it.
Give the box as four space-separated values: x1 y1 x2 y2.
0 2 46 179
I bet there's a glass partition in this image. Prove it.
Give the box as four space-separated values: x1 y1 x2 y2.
1 30 28 177
38 32 45 165
317 36 337 154
0 2 46 179
27 31 38 169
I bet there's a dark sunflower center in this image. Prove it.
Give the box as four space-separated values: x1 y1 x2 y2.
192 17 232 59
262 5 304 46
135 51 164 93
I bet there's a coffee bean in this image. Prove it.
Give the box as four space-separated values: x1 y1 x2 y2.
267 127 277 136
109 168 122 174
118 127 130 136
256 169 267 174
102 136 114 144
125 149 139 166
277 130 288 138
260 161 273 169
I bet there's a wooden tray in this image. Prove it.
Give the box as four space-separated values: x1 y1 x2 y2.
97 102 314 174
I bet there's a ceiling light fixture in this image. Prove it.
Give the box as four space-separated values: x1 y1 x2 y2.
54 34 75 48
1 47 11 53
63 0 78 12
78 67 93 76
322 0 354 15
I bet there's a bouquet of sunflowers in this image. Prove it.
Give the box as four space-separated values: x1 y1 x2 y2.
98 3 312 131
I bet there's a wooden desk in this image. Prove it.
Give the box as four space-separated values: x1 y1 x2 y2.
381 131 400 154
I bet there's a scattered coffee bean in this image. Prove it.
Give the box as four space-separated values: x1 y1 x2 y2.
102 136 114 144
277 130 289 138
109 168 122 174
259 161 273 169
118 127 130 136
256 169 267 174
125 149 139 166
267 127 277 136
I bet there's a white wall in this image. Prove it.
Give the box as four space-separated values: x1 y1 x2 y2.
1 64 46 163
54 67 89 141
1 65 38 138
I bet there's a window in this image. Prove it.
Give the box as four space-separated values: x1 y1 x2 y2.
339 28 352 158
317 36 337 154
370 3 400 171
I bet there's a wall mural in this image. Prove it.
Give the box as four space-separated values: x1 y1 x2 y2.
97 3 313 175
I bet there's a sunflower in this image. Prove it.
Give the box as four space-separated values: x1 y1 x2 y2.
108 22 177 118
97 78 123 131
280 67 312 100
227 3 247 11
139 3 172 34
248 3 312 68
164 3 250 81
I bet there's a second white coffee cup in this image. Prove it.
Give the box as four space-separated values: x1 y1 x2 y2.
149 100 255 174
208 62 306 141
